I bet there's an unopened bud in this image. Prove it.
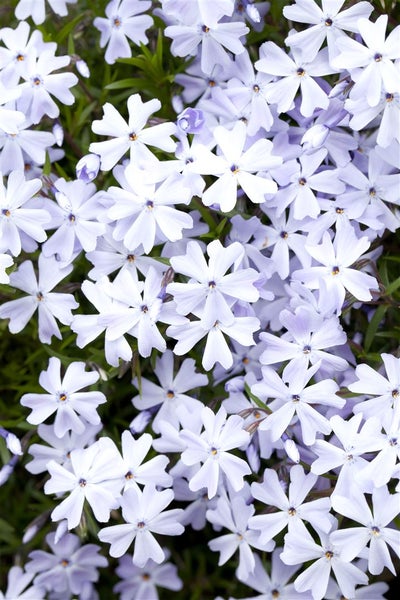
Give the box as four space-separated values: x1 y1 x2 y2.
76 58 90 78
6 432 22 456
284 438 300 463
53 121 64 147
76 153 100 183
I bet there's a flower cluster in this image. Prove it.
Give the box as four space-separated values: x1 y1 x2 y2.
0 1 399 599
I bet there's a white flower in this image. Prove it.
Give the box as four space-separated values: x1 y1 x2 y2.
98 485 184 567
180 405 251 498
20 357 106 438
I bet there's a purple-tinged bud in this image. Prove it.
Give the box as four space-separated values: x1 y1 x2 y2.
130 410 153 434
177 108 205 134
6 432 22 456
283 437 300 463
53 121 64 147
301 124 329 151
76 153 100 183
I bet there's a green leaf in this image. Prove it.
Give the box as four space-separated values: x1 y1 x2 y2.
364 304 387 352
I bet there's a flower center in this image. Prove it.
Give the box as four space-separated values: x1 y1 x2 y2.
230 164 240 174
36 291 44 301
141 305 148 313
369 187 376 196
280 231 288 239
272 591 280 599
374 53 383 62
127 254 135 262
142 573 151 580
58 393 67 402
392 389 399 398
298 177 307 186
253 84 260 93
125 471 134 479
208 280 216 288
113 16 122 28
166 389 175 399
210 446 218 456
146 200 154 210
68 213 76 222
386 92 394 102
288 506 297 516
208 79 216 87
16 53 25 61
296 67 306 77
336 207 344 214
202 25 210 33
31 75 43 87
60 559 69 567
331 265 340 275
1 208 11 217
325 18 333 26
371 525 380 536
129 132 137 141
292 395 300 403
303 344 311 354
137 520 146 528
79 478 87 487
325 550 334 560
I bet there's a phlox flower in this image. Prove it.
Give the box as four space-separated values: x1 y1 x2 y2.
164 14 249 76
193 121 281 212
0 565 45 600
260 209 311 279
20 357 106 438
106 165 193 254
119 430 172 492
226 49 275 135
207 493 274 580
167 309 260 371
114 552 182 599
350 353 400 422
0 170 48 256
280 521 369 600
131 349 208 433
71 277 135 367
331 485 400 575
98 485 184 567
0 21 47 87
180 405 251 498
331 15 400 107
346 88 400 149
259 305 348 374
255 44 336 117
89 94 177 171
0 254 78 344
292 223 379 314
338 150 400 233
85 225 165 281
310 413 383 496
0 121 55 175
253 361 343 446
25 422 102 474
167 239 260 328
283 0 373 62
42 177 107 263
248 465 332 545
94 0 153 65
354 411 400 489
44 437 125 529
271 149 345 220
15 0 77 24
95 267 183 358
25 531 107 596
17 48 78 124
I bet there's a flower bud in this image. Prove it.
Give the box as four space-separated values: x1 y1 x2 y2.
52 121 64 147
6 432 22 455
76 153 100 183
76 58 90 78
284 438 300 463
177 108 205 134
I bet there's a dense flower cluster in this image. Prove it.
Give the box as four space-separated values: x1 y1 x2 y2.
0 1 399 599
